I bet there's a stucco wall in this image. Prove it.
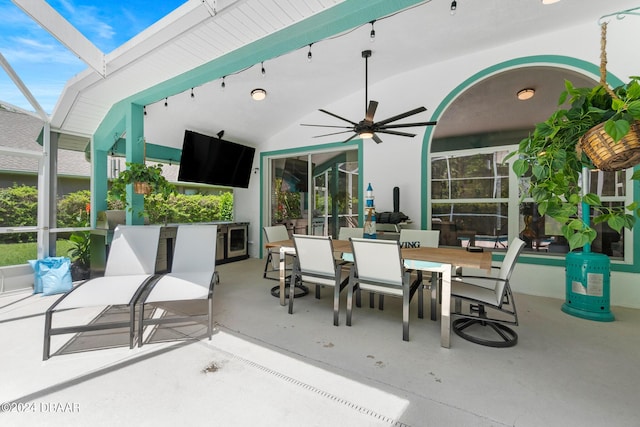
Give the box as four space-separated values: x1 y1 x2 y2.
238 19 640 308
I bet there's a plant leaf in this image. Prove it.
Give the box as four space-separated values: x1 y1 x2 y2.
628 100 640 118
604 119 630 142
512 158 528 176
582 193 601 206
607 215 625 232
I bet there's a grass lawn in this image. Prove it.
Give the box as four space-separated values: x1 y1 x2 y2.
0 240 74 267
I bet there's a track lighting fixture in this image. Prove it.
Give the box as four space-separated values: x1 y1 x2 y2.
190 88 194 98
369 20 376 42
450 0 457 15
221 76 226 89
164 97 168 107
261 61 266 76
307 44 313 62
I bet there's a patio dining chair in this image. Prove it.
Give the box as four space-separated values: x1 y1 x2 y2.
395 229 440 319
290 234 348 326
137 224 219 347
43 225 161 360
347 238 422 341
263 225 290 280
450 237 525 347
336 226 363 264
263 224 308 298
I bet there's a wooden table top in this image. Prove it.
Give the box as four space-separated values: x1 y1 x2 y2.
266 239 492 272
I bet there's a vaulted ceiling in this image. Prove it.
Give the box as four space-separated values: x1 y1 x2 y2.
26 0 640 152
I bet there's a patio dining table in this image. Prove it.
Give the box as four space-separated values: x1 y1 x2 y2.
265 239 492 348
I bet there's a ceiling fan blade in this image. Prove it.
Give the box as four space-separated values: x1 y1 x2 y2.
342 133 359 143
365 100 378 121
375 106 427 127
377 120 438 129
372 133 383 144
313 130 355 138
376 129 417 137
319 109 358 125
301 123 354 129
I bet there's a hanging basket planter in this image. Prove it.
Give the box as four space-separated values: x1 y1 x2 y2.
133 181 152 195
579 120 640 171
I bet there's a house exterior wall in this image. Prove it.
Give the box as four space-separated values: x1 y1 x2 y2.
241 19 640 308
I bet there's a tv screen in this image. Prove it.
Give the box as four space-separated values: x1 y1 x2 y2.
178 130 255 188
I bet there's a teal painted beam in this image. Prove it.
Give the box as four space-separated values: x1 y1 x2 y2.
111 140 182 164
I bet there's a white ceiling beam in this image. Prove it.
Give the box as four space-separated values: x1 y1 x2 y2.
0 52 49 121
12 0 105 77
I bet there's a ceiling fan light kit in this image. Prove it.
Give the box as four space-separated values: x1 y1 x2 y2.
301 50 437 144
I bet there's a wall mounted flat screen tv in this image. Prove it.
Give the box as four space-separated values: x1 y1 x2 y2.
178 130 255 188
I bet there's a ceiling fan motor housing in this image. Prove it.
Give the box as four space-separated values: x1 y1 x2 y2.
300 49 436 143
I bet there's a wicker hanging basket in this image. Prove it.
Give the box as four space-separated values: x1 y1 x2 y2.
133 181 152 195
579 121 640 171
578 22 640 171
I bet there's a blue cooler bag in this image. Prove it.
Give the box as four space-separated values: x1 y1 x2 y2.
29 257 73 296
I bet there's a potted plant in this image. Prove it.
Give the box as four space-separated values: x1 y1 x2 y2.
68 231 91 280
508 76 640 251
109 162 176 208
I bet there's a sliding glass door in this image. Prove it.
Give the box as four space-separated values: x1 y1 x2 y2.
267 147 358 238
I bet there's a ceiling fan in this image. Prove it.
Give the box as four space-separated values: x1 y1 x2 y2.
301 50 437 144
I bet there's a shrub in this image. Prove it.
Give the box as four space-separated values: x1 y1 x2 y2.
144 192 233 224
0 184 38 243
57 190 91 228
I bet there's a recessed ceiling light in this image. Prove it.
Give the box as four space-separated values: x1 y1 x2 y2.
541 0 561 4
251 88 267 101
517 88 535 101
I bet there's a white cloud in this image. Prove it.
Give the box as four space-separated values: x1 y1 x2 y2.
55 0 115 47
3 37 81 65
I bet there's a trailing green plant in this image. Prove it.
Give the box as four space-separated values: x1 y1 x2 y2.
507 77 640 251
109 162 176 206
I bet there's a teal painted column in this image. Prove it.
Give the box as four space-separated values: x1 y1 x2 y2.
125 103 145 225
91 149 109 228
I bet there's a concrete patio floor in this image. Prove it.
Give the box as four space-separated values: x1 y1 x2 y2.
1 257 639 426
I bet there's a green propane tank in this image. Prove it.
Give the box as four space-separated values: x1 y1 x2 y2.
562 251 614 322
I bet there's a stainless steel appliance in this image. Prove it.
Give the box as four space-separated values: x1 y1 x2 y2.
226 223 248 259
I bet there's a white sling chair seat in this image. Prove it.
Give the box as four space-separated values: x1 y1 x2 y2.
43 225 162 360
138 224 219 347
451 237 526 348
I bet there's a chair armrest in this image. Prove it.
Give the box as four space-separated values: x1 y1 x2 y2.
455 275 507 283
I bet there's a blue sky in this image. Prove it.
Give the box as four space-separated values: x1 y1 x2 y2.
0 0 185 114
